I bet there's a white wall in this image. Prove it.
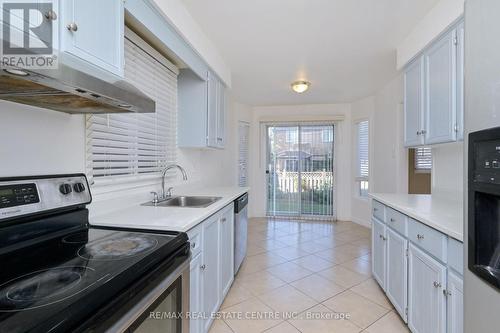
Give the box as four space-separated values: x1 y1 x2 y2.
0 101 86 176
247 103 352 221
431 142 464 200
351 96 375 227
0 93 251 209
372 74 408 194
348 75 408 226
397 0 464 69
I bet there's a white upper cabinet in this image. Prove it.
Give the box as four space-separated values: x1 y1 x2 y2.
403 19 464 147
456 21 465 141
178 70 226 149
59 0 124 77
404 57 425 147
207 71 219 148
216 79 226 148
424 29 457 144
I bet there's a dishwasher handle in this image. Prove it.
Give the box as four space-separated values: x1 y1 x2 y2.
234 193 248 213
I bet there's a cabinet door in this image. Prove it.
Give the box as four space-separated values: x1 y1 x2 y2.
404 57 425 147
207 72 218 148
408 244 446 333
372 218 386 290
189 253 203 333
60 0 124 76
424 29 457 145
456 22 464 141
447 271 464 333
386 228 408 323
216 80 226 149
219 205 234 297
202 215 220 332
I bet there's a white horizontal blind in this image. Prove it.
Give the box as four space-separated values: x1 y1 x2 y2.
86 30 178 184
238 121 250 187
357 120 369 179
415 147 432 171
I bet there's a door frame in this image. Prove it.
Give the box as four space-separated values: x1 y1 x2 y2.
263 122 337 220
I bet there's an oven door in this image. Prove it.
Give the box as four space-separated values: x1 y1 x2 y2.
106 258 190 333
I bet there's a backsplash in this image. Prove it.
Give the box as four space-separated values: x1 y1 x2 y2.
431 141 464 200
0 95 249 202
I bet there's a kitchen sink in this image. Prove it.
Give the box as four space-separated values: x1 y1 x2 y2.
143 196 222 208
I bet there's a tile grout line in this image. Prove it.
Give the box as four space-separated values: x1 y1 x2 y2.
219 218 372 333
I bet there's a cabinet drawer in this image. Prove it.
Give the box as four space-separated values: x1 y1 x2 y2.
408 218 447 262
448 238 463 275
187 224 203 257
372 200 385 222
386 207 408 236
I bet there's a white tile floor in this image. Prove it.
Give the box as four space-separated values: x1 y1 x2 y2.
209 217 410 333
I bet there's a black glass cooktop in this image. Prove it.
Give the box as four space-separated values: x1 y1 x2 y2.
0 221 187 333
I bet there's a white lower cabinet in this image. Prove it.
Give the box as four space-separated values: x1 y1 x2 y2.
408 243 447 333
202 214 220 332
371 200 463 333
219 206 234 298
446 271 464 333
386 228 408 323
189 253 203 333
372 218 386 289
187 203 235 333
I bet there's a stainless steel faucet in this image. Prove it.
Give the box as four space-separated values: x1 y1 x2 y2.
161 164 188 199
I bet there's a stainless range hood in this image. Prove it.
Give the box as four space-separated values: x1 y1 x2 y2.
0 63 155 114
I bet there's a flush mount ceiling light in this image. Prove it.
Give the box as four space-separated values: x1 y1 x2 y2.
291 80 310 93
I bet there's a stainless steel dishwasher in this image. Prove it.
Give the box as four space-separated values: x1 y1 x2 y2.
234 193 248 274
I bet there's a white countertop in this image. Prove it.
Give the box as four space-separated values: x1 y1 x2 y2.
90 187 249 232
370 193 464 242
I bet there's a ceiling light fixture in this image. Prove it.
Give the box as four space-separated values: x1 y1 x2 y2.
291 80 310 93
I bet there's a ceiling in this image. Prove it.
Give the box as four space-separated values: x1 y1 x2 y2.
181 0 440 106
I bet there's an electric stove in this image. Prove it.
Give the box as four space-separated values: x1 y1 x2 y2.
0 174 190 333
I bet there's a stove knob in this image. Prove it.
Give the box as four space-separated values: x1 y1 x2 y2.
59 183 73 195
73 182 86 193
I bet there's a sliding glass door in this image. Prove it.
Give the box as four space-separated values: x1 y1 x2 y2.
266 124 335 219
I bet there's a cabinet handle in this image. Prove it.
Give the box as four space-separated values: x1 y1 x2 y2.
373 208 378 212
221 218 227 223
191 242 196 248
379 234 386 241
390 218 395 222
217 137 223 141
433 281 441 288
416 234 424 240
416 130 421 135
200 264 206 270
421 130 426 135
67 22 78 32
45 10 57 21
443 289 451 296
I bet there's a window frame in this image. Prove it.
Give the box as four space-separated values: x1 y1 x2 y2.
414 147 432 174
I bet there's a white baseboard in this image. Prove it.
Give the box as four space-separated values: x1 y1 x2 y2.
351 217 371 229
